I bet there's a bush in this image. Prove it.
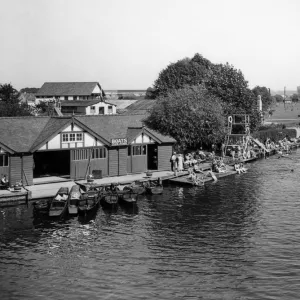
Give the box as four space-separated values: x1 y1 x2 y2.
253 128 296 142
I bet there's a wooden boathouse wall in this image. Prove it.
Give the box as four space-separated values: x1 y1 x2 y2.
9 154 33 186
118 146 127 176
157 144 173 171
70 148 108 180
22 154 33 186
108 147 127 176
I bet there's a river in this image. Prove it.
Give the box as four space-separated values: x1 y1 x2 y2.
1 151 300 300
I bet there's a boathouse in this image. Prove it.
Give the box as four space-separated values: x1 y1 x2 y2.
0 115 175 186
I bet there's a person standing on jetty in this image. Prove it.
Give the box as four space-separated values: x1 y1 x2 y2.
170 151 177 172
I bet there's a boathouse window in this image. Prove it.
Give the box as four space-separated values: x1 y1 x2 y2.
132 145 146 156
62 133 84 143
108 105 113 114
73 148 106 161
62 133 69 142
90 106 96 113
91 148 106 159
0 154 9 167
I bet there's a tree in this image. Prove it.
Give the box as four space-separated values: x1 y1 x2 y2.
154 53 213 97
145 85 226 150
0 83 31 117
145 87 156 99
252 86 274 112
153 54 258 127
19 87 39 94
207 63 256 113
274 94 284 102
291 94 299 103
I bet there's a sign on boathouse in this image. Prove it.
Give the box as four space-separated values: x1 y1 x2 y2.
111 138 128 146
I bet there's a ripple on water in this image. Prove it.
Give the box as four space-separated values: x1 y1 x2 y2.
2 152 300 299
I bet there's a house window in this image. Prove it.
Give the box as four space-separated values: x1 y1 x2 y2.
128 146 131 156
62 133 69 142
108 105 113 114
73 96 77 100
62 133 83 143
0 154 9 167
64 96 69 100
99 107 104 115
132 145 146 156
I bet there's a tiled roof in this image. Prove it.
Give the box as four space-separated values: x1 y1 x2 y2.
106 100 138 110
127 128 143 143
0 115 175 153
0 117 51 152
30 118 71 151
36 82 101 96
76 115 145 142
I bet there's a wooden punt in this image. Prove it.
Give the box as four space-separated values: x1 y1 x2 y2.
68 185 81 215
49 187 69 217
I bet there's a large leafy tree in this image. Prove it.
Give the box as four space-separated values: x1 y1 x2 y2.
0 83 31 117
153 54 259 129
145 85 226 150
252 86 274 112
154 53 213 97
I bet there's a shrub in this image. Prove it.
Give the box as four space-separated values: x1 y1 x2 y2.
253 128 296 142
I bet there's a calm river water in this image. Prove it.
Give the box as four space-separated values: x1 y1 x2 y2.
1 151 300 300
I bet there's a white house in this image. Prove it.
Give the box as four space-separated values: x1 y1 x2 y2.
60 100 116 115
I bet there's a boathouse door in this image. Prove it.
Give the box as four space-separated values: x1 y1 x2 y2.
147 144 158 170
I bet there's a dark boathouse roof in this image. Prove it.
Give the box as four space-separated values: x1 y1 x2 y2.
36 82 102 96
0 115 175 154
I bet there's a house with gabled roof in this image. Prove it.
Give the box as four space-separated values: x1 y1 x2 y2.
36 82 104 101
0 115 175 186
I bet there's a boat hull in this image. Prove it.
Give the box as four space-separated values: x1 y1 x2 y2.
146 186 163 195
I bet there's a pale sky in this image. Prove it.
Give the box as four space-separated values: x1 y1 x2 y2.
0 0 300 91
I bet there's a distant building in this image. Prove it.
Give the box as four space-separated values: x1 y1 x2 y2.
60 100 116 115
36 82 104 102
19 92 37 106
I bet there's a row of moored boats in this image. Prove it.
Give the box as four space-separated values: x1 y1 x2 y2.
33 180 164 217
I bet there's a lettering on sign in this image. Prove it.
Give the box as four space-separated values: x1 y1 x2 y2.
111 138 128 146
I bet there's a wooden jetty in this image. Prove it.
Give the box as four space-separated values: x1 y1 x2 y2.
169 169 237 186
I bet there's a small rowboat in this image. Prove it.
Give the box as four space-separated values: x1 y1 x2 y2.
78 190 100 215
129 181 146 195
145 178 163 195
146 185 163 195
118 188 138 206
68 185 82 215
32 199 50 215
49 187 69 217
101 191 119 208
